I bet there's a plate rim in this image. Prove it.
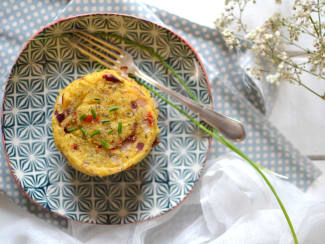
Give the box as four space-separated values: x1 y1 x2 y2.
1 13 214 225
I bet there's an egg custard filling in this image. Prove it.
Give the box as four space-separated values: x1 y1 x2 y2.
52 69 159 177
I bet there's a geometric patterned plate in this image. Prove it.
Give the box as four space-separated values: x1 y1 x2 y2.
1 14 212 224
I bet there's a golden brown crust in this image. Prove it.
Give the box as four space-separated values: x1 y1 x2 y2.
52 69 159 177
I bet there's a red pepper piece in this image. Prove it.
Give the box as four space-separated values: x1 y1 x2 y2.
83 114 93 123
145 112 154 126
72 143 78 150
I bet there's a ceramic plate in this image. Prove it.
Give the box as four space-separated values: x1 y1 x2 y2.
1 14 212 224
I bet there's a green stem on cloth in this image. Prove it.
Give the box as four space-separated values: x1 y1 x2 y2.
138 80 298 244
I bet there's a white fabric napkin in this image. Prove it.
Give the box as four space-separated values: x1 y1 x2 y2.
0 195 79 244
1 154 325 243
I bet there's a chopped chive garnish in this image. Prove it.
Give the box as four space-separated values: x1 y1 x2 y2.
90 130 100 137
95 67 105 72
67 127 76 133
118 122 122 135
94 98 101 101
107 130 113 135
81 128 87 137
101 119 110 124
101 139 108 148
109 107 118 112
91 108 97 119
79 114 86 121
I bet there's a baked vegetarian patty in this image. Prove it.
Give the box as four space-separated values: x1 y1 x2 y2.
52 69 159 177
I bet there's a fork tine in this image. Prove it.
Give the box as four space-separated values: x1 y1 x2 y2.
76 40 117 64
74 32 120 60
73 42 114 69
75 31 122 58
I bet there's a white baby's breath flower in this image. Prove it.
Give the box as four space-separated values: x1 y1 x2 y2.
215 0 325 100
266 74 277 84
264 33 273 40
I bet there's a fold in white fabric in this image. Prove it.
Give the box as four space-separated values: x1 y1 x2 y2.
1 154 325 243
0 195 80 244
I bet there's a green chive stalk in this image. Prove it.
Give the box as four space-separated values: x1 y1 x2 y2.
32 32 298 243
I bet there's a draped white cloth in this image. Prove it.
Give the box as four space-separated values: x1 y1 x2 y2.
1 154 324 244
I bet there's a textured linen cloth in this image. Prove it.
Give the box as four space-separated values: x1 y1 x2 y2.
0 0 323 242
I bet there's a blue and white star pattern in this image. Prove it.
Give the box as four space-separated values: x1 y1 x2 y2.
2 14 211 225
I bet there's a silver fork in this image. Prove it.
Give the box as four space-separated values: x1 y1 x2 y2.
72 31 246 141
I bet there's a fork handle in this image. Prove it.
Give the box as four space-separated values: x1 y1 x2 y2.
134 70 246 141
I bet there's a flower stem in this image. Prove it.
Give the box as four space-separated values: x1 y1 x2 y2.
300 81 325 100
282 21 317 38
281 35 311 53
309 16 320 37
294 70 325 100
237 1 248 33
286 51 308 58
317 0 322 38
267 51 325 80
